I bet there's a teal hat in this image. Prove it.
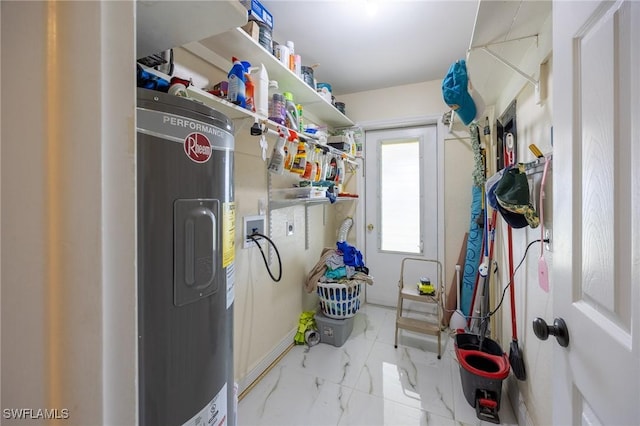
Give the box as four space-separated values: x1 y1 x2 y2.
494 167 539 228
442 60 477 126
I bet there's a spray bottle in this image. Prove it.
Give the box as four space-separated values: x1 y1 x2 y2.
244 69 255 112
283 131 297 170
302 147 315 180
227 57 246 107
267 129 287 174
313 148 322 182
290 139 307 175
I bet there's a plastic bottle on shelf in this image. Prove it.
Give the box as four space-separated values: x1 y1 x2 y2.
290 141 307 175
249 64 269 117
326 155 337 181
282 92 299 130
267 129 286 174
337 157 346 185
244 70 255 112
301 148 313 180
268 80 285 125
296 104 304 133
314 148 322 182
319 150 328 182
286 41 295 71
227 57 246 107
284 131 297 170
290 54 301 77
274 44 290 67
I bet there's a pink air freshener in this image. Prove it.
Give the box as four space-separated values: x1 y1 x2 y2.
538 255 549 292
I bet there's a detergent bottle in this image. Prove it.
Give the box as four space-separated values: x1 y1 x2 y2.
268 80 285 125
227 57 246 107
282 92 299 130
249 64 269 117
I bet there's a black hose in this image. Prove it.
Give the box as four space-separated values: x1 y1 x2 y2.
248 232 282 282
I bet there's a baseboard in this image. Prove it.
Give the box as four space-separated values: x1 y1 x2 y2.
506 376 535 426
237 327 297 396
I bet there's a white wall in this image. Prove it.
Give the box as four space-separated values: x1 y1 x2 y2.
339 80 474 301
483 15 553 426
495 61 553 426
1 2 137 425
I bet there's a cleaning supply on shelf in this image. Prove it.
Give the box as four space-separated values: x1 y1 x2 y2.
249 64 269 117
326 155 337 181
274 43 290 67
301 65 315 89
302 147 317 180
282 92 299 130
314 148 322 182
320 150 329 181
267 129 287 174
290 140 307 175
292 54 302 77
227 57 246 107
283 132 296 171
296 104 304 133
244 69 255 112
286 40 295 71
268 80 285 125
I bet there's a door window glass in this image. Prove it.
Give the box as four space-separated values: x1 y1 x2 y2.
379 138 420 253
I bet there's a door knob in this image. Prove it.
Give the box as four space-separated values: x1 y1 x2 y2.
367 224 374 231
533 317 570 347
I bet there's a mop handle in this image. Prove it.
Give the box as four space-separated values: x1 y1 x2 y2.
508 225 518 339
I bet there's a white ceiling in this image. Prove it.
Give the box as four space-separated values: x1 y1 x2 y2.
260 0 552 110
261 0 480 96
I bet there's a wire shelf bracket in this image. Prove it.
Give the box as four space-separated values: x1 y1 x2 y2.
468 34 546 105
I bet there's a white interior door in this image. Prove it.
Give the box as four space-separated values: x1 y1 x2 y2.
553 1 639 424
364 125 441 307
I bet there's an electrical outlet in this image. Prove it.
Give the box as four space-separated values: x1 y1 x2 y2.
286 221 294 236
545 228 552 251
243 215 266 249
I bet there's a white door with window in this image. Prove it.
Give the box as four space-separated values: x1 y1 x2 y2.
364 125 442 307
553 1 639 424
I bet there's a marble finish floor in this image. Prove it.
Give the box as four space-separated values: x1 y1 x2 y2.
238 304 518 426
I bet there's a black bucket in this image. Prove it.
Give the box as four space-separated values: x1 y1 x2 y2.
455 333 510 423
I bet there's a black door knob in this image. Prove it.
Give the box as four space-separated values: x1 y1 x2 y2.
532 317 570 347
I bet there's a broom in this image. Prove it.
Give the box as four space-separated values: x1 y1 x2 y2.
507 225 526 380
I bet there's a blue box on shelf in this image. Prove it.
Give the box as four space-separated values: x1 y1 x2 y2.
241 0 274 29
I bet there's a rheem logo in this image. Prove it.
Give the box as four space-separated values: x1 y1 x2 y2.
184 132 212 163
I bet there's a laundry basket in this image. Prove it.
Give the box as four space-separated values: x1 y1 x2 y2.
317 281 362 319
